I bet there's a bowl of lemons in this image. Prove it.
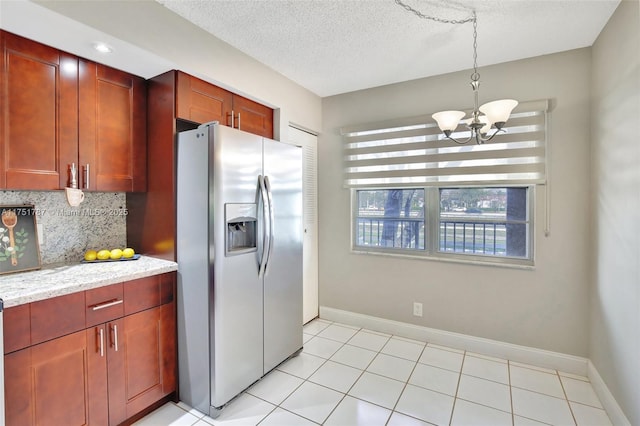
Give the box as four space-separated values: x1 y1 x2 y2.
83 247 138 262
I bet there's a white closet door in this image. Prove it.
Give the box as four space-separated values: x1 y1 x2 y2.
289 126 318 324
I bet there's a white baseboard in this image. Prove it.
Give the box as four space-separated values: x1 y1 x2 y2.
320 306 588 375
587 360 631 426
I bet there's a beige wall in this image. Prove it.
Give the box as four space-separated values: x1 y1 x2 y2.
590 0 640 424
320 48 592 356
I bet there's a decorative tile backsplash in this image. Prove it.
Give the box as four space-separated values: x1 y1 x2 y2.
0 191 126 265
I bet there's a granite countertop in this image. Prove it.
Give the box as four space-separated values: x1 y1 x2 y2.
0 256 178 308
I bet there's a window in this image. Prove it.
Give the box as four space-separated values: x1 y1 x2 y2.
355 189 425 251
343 100 547 266
353 186 533 264
439 187 530 259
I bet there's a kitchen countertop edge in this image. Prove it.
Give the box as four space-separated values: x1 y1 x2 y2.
0 255 178 308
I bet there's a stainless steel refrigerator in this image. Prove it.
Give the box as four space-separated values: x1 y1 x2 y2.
176 123 303 417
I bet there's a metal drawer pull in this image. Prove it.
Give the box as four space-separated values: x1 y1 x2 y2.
112 324 119 352
91 299 123 311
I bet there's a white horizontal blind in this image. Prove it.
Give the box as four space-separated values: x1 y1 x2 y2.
342 100 549 188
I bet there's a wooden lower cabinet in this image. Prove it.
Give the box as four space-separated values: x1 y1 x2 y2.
107 304 175 425
5 330 101 426
4 299 176 425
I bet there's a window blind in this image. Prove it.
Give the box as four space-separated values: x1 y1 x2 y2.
342 99 549 188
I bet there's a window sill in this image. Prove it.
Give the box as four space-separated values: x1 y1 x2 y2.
351 248 535 270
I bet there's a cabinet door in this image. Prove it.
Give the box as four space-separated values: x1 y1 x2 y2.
176 71 233 125
107 303 175 423
5 348 31 425
232 94 274 139
0 31 78 190
86 325 109 426
4 330 105 426
79 60 146 192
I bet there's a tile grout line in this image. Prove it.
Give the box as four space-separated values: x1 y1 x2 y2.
274 318 338 425
250 369 315 425
508 360 515 426
314 326 362 425
335 328 396 425
448 350 467 426
385 336 427 425
557 368 579 426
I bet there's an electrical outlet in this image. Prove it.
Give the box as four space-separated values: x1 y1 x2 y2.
413 302 423 317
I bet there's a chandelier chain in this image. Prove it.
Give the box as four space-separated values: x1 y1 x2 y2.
471 13 479 82
396 0 517 145
393 0 475 25
394 1 479 80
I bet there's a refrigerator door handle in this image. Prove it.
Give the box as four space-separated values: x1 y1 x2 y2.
263 176 275 275
258 175 270 277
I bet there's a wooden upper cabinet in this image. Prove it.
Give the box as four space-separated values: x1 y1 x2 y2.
79 60 147 192
176 71 232 125
233 94 274 139
0 30 78 190
175 71 274 139
0 30 146 192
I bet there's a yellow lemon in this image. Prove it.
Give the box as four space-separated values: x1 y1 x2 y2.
97 249 111 260
110 248 123 260
122 247 135 258
84 250 97 261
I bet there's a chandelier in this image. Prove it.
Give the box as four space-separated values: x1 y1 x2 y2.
395 0 518 145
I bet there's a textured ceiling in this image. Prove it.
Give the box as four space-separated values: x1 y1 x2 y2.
157 0 620 97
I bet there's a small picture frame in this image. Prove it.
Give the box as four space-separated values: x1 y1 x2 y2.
0 205 41 275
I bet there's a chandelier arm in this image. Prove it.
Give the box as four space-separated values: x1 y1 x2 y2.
446 134 475 145
476 128 506 143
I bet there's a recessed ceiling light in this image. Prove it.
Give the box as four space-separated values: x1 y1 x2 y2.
93 42 113 54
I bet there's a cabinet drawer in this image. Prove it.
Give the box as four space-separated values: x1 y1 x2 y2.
86 283 124 327
124 275 161 315
30 292 85 345
4 304 31 354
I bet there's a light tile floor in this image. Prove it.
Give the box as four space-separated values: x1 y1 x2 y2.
134 319 612 426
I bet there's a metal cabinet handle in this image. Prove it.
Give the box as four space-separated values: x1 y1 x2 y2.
111 324 119 352
226 111 241 129
257 175 270 278
263 175 274 275
90 299 123 311
69 163 78 189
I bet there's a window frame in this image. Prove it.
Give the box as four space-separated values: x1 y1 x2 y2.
351 185 535 267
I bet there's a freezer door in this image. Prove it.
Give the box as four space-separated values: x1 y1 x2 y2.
263 139 304 373
177 127 212 413
210 125 265 408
